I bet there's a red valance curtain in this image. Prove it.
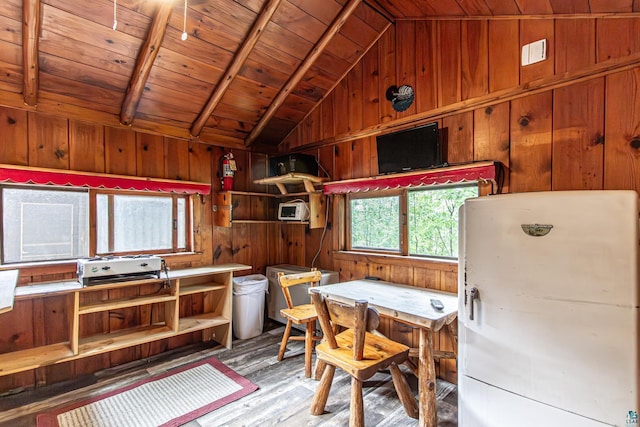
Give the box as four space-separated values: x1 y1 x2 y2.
0 164 211 195
323 161 500 195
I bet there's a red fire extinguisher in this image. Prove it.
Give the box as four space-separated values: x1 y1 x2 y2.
220 152 237 191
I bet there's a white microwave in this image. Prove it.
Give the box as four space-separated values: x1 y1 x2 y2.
278 201 309 221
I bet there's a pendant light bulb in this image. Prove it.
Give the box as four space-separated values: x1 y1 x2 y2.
181 0 188 41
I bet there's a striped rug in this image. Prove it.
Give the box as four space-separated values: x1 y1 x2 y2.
37 357 258 427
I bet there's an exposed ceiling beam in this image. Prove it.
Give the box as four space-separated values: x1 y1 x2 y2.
22 0 41 106
190 0 283 138
120 2 174 126
244 0 363 147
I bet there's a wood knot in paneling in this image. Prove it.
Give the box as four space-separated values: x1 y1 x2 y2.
630 137 640 150
593 133 605 146
518 115 531 127
55 149 65 159
484 106 493 115
213 244 222 260
7 116 16 125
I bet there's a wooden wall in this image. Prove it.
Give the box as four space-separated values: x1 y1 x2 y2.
0 107 306 392
283 16 640 383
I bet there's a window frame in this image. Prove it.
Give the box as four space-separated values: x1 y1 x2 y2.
0 184 194 266
90 189 193 257
345 183 478 259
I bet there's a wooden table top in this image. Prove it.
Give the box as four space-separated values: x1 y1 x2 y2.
316 280 458 331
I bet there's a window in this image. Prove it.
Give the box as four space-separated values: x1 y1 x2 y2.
1 185 192 265
2 187 89 263
348 184 478 259
96 193 190 254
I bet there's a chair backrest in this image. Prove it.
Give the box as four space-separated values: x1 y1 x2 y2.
277 268 322 309
309 288 380 361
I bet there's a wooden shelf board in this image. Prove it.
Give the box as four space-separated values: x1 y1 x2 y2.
179 283 225 296
167 265 250 280
78 293 177 315
178 313 229 334
231 219 280 224
0 342 74 377
77 325 175 358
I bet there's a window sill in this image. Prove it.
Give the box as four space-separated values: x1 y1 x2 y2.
333 250 458 271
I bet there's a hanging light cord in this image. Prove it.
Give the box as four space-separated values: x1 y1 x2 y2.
181 0 188 40
112 0 117 30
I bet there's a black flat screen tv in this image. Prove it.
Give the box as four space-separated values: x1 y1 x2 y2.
376 122 442 175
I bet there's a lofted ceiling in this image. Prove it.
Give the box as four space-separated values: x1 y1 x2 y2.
1 0 638 152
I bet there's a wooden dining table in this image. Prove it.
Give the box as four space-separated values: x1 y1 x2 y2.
314 279 458 427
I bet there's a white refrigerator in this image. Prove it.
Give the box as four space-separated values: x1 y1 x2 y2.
458 190 639 427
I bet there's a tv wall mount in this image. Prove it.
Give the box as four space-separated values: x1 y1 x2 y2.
386 84 415 112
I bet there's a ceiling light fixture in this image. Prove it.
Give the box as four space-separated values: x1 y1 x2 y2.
112 0 117 30
181 0 188 41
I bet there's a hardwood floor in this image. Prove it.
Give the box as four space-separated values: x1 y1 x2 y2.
0 325 457 426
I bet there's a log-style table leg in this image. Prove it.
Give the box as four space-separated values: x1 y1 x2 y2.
418 327 437 427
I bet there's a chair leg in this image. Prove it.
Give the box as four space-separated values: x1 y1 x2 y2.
313 359 327 380
390 362 419 419
278 320 293 361
350 377 364 427
310 364 335 415
304 321 314 378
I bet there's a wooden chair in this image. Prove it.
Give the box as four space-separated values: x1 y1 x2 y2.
277 268 324 378
309 288 418 427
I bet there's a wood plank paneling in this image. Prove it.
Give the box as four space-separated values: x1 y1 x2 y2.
596 18 640 63
415 20 438 112
437 20 462 107
443 112 473 164
136 133 164 178
104 126 137 175
0 106 28 165
69 120 104 173
604 69 640 192
461 20 488 100
347 61 364 131
473 101 511 192
552 79 604 190
378 26 396 123
510 92 553 192
164 137 189 181
555 19 595 74
27 112 69 169
362 44 380 129
488 20 519 92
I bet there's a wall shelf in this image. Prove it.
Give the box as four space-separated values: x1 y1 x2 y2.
213 189 326 229
0 264 250 377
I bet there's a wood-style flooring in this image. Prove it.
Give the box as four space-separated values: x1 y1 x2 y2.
0 325 458 426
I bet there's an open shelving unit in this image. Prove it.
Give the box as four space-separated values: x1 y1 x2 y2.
0 264 250 377
214 173 327 228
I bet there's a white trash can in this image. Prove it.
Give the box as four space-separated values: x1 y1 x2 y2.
232 274 268 340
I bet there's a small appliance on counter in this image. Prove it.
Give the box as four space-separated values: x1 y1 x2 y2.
76 255 163 287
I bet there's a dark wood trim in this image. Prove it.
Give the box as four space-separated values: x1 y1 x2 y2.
190 0 284 138
244 0 363 147
119 3 174 126
22 0 41 106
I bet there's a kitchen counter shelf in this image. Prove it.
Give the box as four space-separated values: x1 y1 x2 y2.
0 264 250 377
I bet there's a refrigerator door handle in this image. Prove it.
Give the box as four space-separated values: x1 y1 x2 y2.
468 287 479 320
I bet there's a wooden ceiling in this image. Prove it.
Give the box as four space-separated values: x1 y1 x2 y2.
1 0 639 152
